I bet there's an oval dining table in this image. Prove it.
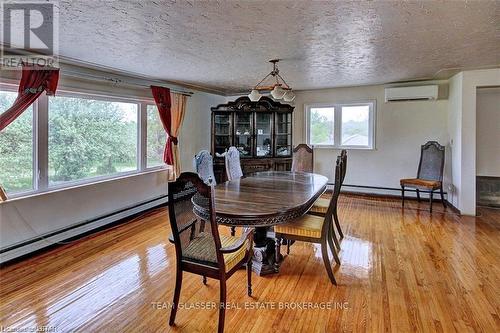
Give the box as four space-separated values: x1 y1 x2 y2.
193 171 328 275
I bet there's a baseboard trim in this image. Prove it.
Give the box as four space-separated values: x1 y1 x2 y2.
326 184 460 215
329 183 448 195
0 194 168 265
445 200 461 215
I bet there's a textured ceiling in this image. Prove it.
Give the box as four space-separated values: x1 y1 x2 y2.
49 1 500 93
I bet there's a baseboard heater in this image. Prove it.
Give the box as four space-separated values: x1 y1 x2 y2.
0 194 168 265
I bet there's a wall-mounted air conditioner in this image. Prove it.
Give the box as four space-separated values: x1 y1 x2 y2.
385 85 438 102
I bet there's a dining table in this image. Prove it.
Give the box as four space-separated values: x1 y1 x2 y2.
193 171 328 275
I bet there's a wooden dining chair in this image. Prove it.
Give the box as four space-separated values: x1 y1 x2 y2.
400 141 446 213
225 146 243 181
167 172 254 333
291 144 314 172
309 150 348 250
274 156 344 285
193 150 216 185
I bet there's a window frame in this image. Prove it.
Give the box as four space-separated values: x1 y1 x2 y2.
0 84 38 196
0 83 169 199
305 100 376 150
145 103 169 169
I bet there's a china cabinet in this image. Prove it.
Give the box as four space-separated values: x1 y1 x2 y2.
211 96 294 182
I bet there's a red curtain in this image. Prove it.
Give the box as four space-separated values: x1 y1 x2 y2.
151 85 175 165
0 64 60 132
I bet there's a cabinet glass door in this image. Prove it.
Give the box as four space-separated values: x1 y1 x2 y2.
234 113 253 158
255 113 273 157
275 112 292 156
214 113 232 155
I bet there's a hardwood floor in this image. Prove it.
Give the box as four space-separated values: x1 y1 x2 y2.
1 194 499 332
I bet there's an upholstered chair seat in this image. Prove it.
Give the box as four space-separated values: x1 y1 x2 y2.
400 178 441 190
309 197 330 214
274 214 324 239
183 232 249 272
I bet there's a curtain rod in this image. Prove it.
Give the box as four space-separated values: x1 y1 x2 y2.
61 69 194 96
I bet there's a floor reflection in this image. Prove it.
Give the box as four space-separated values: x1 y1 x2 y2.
47 254 140 330
312 235 373 280
146 244 169 277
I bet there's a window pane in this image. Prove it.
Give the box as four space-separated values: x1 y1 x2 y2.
309 107 334 145
0 91 34 193
341 105 369 146
48 96 138 185
146 105 166 167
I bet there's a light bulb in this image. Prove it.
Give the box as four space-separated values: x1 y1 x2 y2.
283 90 295 102
270 85 285 99
248 89 262 102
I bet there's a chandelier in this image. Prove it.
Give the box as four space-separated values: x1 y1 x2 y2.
248 59 295 102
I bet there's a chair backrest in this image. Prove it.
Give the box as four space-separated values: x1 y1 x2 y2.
193 150 216 185
167 172 224 269
340 150 348 185
417 141 445 181
225 146 243 181
321 156 343 235
291 144 314 172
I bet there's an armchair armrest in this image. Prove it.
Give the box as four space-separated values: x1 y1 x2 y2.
220 228 254 254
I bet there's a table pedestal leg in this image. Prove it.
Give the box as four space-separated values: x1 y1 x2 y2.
251 227 283 276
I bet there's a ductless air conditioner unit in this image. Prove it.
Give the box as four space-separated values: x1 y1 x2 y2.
385 85 438 102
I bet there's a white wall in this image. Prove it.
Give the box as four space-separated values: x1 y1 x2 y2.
446 69 500 215
447 73 463 209
476 87 500 177
459 69 500 215
180 91 225 170
292 83 450 196
0 66 225 259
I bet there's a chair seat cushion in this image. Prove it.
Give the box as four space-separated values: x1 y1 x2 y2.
274 214 324 239
309 197 330 214
400 178 441 189
183 232 247 272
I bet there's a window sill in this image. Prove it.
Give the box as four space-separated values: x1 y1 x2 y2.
2 166 171 202
311 145 376 151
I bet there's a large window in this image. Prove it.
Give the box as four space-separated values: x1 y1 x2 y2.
306 101 375 149
0 90 34 193
48 95 138 185
309 106 335 145
146 105 167 168
0 86 168 197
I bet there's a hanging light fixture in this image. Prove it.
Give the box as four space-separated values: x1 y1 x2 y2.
283 90 296 102
248 59 293 102
248 89 262 102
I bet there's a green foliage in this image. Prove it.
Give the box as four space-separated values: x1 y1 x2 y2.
309 109 369 146
310 111 333 144
146 105 166 167
48 97 137 183
0 92 140 193
0 93 33 192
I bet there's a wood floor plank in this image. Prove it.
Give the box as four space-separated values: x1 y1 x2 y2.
1 194 499 332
